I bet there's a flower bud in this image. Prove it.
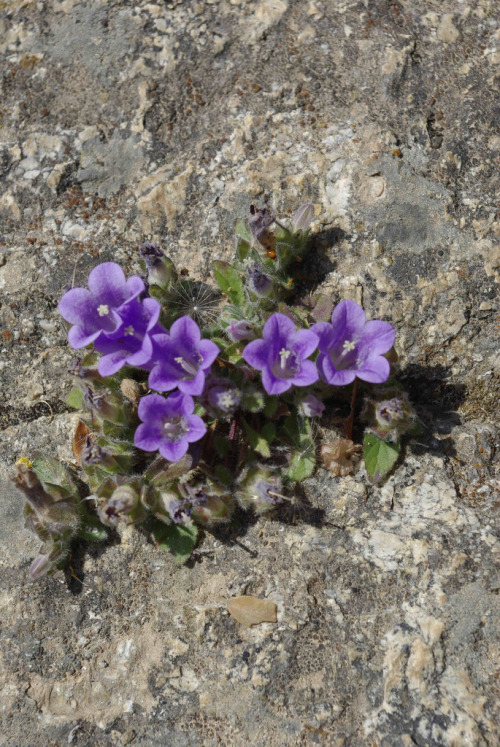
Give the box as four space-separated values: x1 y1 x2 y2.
97 483 144 526
139 243 177 289
120 378 141 404
227 318 257 342
298 394 325 418
13 463 54 511
235 468 283 514
292 203 314 233
375 397 408 428
246 263 273 298
83 385 124 423
248 205 275 245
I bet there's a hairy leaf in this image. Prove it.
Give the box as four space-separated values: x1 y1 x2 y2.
152 521 198 564
364 431 400 482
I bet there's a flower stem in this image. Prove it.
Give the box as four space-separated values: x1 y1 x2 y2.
343 379 358 440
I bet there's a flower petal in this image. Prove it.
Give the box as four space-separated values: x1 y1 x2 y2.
125 275 146 300
67 325 101 349
261 368 292 395
127 334 153 367
148 364 179 392
330 300 366 340
170 316 201 347
87 263 127 306
199 339 220 368
318 354 356 386
359 320 395 356
159 439 189 462
293 328 319 360
310 321 336 352
98 350 127 376
291 359 319 387
177 370 205 396
263 312 296 342
185 414 207 443
134 422 163 451
138 393 169 423
242 339 269 370
356 355 390 384
58 288 95 325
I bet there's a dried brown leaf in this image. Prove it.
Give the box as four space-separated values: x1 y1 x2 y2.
321 438 362 477
227 595 277 627
73 420 92 466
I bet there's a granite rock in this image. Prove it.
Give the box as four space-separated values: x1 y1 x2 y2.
1 0 499 744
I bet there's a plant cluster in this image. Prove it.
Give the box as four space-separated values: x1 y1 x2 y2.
13 204 418 579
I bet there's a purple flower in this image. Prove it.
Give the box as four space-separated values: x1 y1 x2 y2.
298 393 325 418
134 392 207 462
242 313 319 395
58 262 145 349
148 316 220 396
312 300 395 386
93 298 163 376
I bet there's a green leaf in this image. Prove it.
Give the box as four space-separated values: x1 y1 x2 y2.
212 261 245 306
215 464 233 486
152 521 198 564
66 388 83 410
235 219 252 243
286 447 315 481
282 413 316 481
241 386 265 413
263 396 278 418
32 453 75 496
363 432 400 483
241 419 274 458
236 236 251 263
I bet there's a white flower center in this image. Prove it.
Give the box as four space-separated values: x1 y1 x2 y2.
97 304 110 317
279 348 291 369
219 392 236 408
342 340 356 353
124 326 135 336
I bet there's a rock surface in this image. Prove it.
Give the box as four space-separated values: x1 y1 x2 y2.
1 0 499 745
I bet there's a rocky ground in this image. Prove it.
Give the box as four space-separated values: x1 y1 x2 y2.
1 0 499 745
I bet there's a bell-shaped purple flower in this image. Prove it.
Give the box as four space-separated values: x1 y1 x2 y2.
134 392 207 462
312 300 395 386
242 313 319 395
93 298 163 376
148 316 219 396
58 262 145 349
246 263 273 298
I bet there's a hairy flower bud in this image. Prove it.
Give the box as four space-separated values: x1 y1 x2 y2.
140 243 177 288
120 378 142 404
246 263 273 298
298 394 325 418
292 203 314 233
235 468 283 514
248 205 275 246
13 463 54 511
226 318 257 343
83 385 124 423
97 483 144 526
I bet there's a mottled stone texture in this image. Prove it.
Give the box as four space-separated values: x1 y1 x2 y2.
1 1 499 745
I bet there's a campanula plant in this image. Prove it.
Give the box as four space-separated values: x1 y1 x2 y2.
13 203 419 578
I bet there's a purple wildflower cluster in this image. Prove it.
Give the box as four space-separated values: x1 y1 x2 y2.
58 263 220 460
59 263 395 464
